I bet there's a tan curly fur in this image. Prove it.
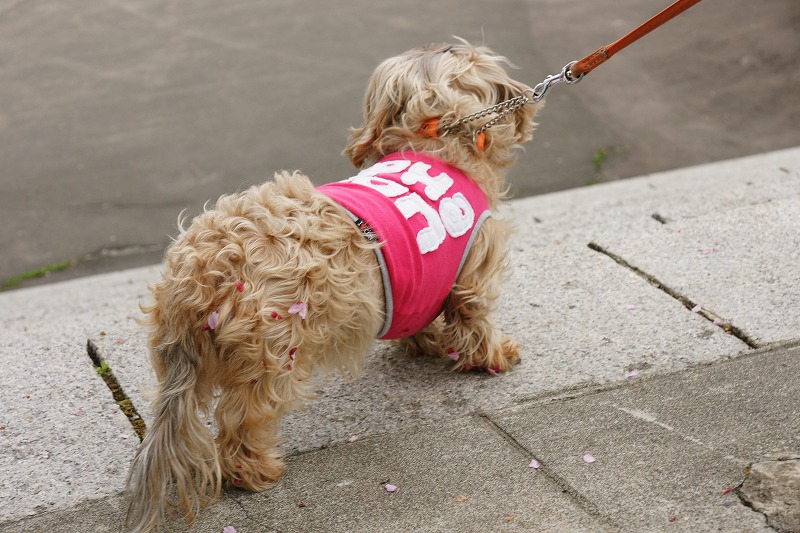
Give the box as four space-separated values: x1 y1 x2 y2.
126 39 539 532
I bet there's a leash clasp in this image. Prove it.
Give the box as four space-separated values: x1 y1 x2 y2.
531 61 584 102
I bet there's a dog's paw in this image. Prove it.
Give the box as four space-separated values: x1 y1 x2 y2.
456 337 520 375
496 337 521 369
224 453 285 492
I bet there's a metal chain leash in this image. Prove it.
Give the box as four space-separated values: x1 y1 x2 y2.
441 61 583 140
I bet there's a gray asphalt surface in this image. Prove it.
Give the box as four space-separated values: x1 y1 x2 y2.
1 0 799 287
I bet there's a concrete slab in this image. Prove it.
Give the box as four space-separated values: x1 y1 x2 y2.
0 267 158 521
0 417 606 533
505 146 800 243
592 197 800 346
2 149 797 528
491 343 800 531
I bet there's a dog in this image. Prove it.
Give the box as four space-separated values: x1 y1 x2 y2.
125 40 539 531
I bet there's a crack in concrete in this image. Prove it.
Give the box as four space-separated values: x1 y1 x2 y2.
735 486 784 533
227 492 258 524
477 413 618 531
86 339 146 441
736 458 800 533
587 241 759 349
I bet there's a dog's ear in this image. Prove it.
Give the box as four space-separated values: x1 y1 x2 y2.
343 55 412 169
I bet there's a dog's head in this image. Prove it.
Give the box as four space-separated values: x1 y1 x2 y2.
344 40 540 191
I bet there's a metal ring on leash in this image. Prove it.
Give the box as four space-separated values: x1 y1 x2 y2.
531 61 583 102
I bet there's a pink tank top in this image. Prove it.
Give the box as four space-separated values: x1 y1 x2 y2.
318 152 490 340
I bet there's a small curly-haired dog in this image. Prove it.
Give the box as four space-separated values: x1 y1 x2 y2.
126 40 539 531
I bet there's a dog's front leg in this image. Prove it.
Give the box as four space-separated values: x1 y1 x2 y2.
442 218 521 373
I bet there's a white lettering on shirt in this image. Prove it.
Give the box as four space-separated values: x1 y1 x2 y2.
399 162 454 201
349 160 478 254
394 193 447 254
438 192 474 238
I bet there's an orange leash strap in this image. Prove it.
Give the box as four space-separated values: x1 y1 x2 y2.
530 0 704 101
430 0 703 143
569 0 704 78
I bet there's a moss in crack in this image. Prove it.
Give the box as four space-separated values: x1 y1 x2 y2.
87 339 146 441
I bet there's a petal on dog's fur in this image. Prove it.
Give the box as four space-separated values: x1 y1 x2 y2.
288 301 307 319
207 311 220 331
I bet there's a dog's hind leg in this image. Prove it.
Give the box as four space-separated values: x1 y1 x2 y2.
215 380 287 491
214 351 316 491
441 217 521 373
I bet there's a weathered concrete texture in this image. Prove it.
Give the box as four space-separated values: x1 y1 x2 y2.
509 147 800 347
491 343 800 532
0 267 158 521
0 417 607 533
2 148 799 528
506 147 800 243
592 197 800 346
90 224 745 455
739 459 800 533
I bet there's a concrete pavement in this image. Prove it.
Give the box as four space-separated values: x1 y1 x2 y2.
1 147 800 531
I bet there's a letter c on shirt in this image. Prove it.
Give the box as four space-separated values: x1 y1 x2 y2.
394 193 446 254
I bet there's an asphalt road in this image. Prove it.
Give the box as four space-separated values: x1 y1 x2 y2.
1 0 798 289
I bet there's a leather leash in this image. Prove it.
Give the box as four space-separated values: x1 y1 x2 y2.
569 0 704 78
531 0 704 101
435 0 704 142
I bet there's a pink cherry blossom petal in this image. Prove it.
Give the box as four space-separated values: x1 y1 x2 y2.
691 304 702 313
583 454 596 463
207 311 220 331
486 368 499 377
713 319 725 326
384 484 398 493
528 459 540 469
223 526 238 533
348 435 359 443
624 369 640 378
625 304 637 311
446 348 460 361
288 301 308 319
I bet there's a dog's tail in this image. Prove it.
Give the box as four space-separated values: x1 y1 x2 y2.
125 339 219 532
